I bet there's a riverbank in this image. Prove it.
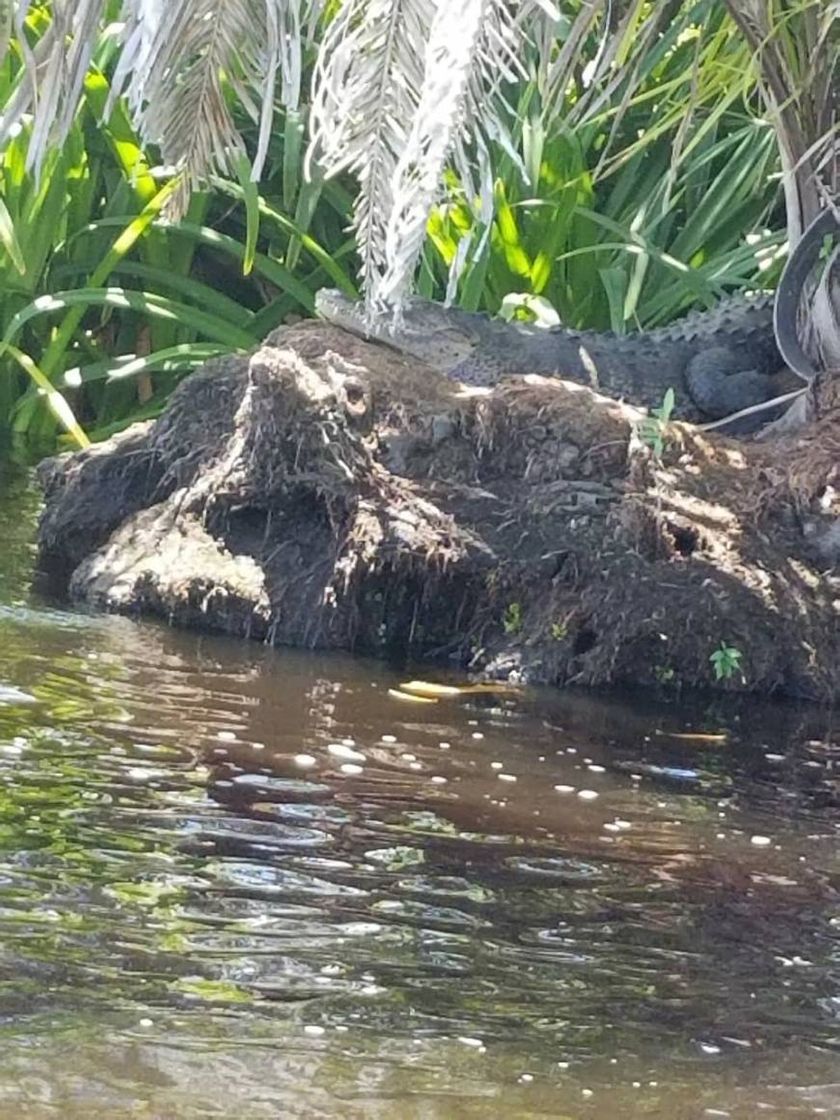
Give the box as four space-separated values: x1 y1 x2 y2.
35 322 840 700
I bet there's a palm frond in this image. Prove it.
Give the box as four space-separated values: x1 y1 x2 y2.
116 0 299 214
1 0 109 175
2 1 312 213
375 0 517 306
308 0 438 301
309 0 558 307
724 0 838 238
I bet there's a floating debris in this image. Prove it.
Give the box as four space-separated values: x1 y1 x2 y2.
655 729 729 743
397 680 464 698
387 688 438 704
397 679 524 699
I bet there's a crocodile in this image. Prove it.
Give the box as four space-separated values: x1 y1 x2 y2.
315 288 797 427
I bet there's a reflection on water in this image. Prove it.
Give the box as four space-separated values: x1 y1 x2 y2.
1 467 840 1117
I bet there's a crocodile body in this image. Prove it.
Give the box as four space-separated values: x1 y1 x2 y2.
316 289 794 425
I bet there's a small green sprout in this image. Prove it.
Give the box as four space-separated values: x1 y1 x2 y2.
638 387 676 459
710 642 743 681
503 602 523 634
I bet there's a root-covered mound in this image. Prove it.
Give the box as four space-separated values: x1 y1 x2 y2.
36 322 840 699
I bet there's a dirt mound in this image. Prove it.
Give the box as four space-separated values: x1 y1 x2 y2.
36 322 840 699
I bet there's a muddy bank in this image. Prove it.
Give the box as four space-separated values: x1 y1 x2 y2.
35 322 840 700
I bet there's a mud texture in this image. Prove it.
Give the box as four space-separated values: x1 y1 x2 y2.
35 322 840 700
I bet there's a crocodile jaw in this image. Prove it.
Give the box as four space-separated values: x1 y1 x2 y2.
315 288 477 375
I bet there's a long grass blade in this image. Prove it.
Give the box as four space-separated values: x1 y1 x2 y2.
0 342 89 447
4 288 255 351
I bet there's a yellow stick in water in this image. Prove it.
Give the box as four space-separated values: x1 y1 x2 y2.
398 679 523 699
654 730 728 743
387 688 439 703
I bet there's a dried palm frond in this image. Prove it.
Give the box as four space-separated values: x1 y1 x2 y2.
309 0 560 309
374 0 523 307
1 0 109 176
2 0 311 213
115 0 309 215
308 0 439 302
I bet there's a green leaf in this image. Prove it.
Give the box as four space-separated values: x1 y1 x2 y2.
4 288 254 352
210 178 358 295
233 152 260 276
65 343 229 385
38 178 182 379
282 107 306 211
0 343 88 447
597 266 629 332
0 194 25 275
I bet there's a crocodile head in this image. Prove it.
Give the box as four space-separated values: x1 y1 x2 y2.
315 289 484 375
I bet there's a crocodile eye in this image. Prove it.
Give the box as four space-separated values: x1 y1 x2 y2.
439 327 475 347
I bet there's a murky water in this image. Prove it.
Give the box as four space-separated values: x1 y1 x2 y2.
1 462 840 1118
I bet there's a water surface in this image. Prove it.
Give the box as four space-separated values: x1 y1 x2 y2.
1 461 839 1118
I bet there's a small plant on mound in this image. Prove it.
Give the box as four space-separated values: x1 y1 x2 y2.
550 619 569 642
638 388 676 460
710 642 744 682
503 602 523 635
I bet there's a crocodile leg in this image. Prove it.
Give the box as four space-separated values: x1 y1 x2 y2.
684 346 778 420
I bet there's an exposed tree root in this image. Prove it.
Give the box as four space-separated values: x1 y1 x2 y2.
36 322 840 700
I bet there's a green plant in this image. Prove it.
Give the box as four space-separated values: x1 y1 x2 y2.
503 602 523 635
550 620 568 641
638 388 677 459
710 642 744 681
421 2 787 329
3 2 817 318
654 664 676 684
2 1 832 451
820 234 837 263
0 7 359 447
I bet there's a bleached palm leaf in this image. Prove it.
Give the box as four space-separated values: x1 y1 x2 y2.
437 0 564 300
1 0 109 176
310 0 558 308
1 0 312 212
376 0 524 306
308 0 438 302
117 0 302 215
